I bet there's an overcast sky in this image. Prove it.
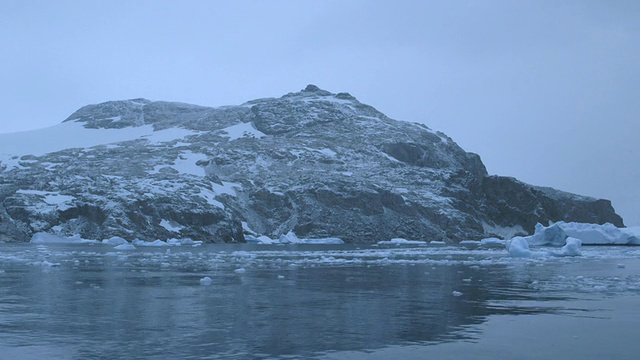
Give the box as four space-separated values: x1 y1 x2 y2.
1 0 638 225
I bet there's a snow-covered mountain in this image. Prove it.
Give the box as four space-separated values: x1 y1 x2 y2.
0 85 623 243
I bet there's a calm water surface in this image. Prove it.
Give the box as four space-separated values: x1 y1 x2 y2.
0 242 639 359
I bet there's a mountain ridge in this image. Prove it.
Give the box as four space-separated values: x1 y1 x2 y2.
0 85 623 243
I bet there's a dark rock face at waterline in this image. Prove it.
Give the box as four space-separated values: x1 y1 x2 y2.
0 85 623 243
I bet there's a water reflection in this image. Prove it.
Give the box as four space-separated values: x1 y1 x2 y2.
0 244 626 359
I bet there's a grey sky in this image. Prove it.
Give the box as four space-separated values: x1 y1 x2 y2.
1 0 638 225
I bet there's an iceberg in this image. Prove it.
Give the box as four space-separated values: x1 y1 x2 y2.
479 238 506 248
277 231 344 244
30 233 99 244
132 239 169 247
527 223 567 246
525 222 640 246
101 236 128 245
114 243 136 250
555 222 640 245
177 238 203 246
377 238 426 245
299 237 344 245
557 237 582 257
278 231 301 244
506 237 532 258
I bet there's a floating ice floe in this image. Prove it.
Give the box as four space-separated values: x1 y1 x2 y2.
132 239 169 247
114 243 136 251
557 222 640 245
101 236 128 245
499 222 640 258
130 238 203 247
479 238 506 248
30 232 99 245
506 237 532 258
459 240 480 247
245 235 277 244
278 231 301 244
555 237 582 257
299 237 345 245
377 238 426 246
528 222 640 246
247 231 345 245
199 277 213 286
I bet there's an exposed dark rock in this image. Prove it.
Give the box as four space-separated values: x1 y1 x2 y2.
0 85 624 243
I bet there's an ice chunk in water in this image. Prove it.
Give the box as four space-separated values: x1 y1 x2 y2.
133 239 169 247
527 223 568 246
506 237 532 258
378 238 426 245
114 243 136 251
31 232 99 244
101 236 128 245
557 237 582 257
199 277 212 286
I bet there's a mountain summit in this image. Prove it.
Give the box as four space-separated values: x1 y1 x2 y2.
0 85 623 242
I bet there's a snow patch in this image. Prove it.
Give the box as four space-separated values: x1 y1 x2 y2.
221 122 265 141
0 122 201 171
482 222 526 239
16 190 75 210
212 181 242 197
169 151 208 176
198 188 225 209
160 219 184 233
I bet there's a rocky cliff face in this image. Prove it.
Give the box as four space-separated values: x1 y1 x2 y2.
0 85 624 243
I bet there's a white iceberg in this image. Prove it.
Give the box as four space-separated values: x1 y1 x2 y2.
479 238 506 248
506 237 532 258
278 231 301 244
459 240 480 246
377 238 426 245
101 236 128 245
114 243 136 250
555 222 640 245
132 239 169 247
30 232 99 244
166 238 183 246
300 237 344 245
277 231 344 244
526 222 640 246
527 223 568 246
557 237 582 257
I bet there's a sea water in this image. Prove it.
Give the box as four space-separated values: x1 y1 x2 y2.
0 242 639 359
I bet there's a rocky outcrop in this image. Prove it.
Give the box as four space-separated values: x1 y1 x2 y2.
0 85 624 243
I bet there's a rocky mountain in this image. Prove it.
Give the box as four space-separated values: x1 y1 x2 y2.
0 85 623 243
